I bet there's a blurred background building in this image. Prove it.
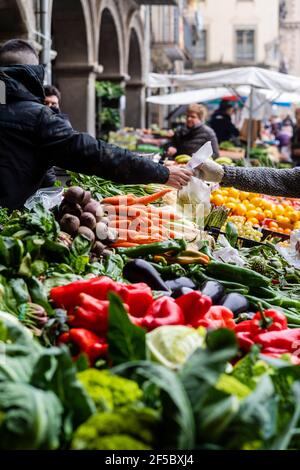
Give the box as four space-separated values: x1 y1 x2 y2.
0 0 298 133
192 0 280 71
279 0 300 75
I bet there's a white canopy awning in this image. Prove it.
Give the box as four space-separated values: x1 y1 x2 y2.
147 67 300 94
146 86 300 106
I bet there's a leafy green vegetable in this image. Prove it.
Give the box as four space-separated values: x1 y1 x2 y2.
107 292 146 366
71 407 158 450
112 361 195 450
0 382 62 450
77 369 143 412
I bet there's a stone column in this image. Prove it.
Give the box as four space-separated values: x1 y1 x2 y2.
54 64 102 136
125 80 145 129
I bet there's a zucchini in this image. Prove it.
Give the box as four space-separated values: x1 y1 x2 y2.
206 261 270 288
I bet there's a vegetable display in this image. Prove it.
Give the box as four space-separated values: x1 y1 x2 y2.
2 175 300 451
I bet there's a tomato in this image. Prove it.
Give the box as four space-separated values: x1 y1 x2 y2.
264 210 273 219
239 191 250 201
212 194 224 205
246 210 259 219
289 211 300 223
275 204 285 216
256 213 265 223
251 197 263 207
234 203 247 216
276 215 290 226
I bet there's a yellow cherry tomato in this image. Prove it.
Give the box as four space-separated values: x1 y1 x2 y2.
264 210 273 219
213 194 224 206
275 204 285 216
234 204 247 216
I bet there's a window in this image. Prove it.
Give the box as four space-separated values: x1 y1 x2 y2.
236 29 255 62
194 29 207 61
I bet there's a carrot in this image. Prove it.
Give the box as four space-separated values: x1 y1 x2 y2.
128 188 172 206
101 194 136 205
141 205 180 220
105 205 149 219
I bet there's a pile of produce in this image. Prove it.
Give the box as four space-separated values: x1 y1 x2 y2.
2 177 300 451
211 187 300 235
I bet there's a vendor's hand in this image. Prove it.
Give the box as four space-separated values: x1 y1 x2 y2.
196 159 224 183
167 146 177 157
166 166 193 190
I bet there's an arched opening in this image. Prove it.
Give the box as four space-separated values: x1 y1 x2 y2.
97 7 122 137
51 0 93 133
0 0 28 41
126 28 143 128
98 8 120 77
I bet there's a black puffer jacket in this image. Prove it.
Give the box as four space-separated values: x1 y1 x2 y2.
0 65 169 209
170 124 219 158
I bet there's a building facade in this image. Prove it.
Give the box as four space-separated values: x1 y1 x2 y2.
0 0 178 133
279 0 300 76
193 0 280 71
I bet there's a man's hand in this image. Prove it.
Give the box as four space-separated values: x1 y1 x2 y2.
166 166 193 189
196 159 225 183
167 146 177 157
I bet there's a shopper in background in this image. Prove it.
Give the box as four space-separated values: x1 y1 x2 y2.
210 101 240 144
44 85 61 112
0 39 192 210
166 104 219 159
40 85 63 188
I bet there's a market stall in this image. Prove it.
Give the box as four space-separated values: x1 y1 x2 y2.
147 67 300 159
1 168 300 450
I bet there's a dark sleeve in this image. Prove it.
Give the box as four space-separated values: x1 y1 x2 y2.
222 165 300 198
37 107 169 185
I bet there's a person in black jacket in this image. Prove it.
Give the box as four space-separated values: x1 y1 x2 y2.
167 104 219 158
0 39 192 210
40 85 63 188
210 101 240 144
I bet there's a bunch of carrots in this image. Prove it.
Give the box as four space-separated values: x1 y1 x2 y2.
101 189 179 248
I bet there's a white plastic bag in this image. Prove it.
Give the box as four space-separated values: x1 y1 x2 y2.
276 230 300 268
177 142 213 221
213 235 246 266
24 186 64 211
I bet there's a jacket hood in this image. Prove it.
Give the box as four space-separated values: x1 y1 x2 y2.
0 64 45 104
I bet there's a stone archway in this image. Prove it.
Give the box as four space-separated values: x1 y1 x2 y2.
126 27 144 128
0 0 30 41
97 3 124 134
98 7 121 78
51 0 95 133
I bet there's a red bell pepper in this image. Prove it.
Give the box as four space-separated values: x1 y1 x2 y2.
234 309 288 352
50 277 117 308
197 306 236 330
68 293 110 334
175 291 212 328
235 331 255 351
51 277 153 317
254 328 300 355
117 283 153 317
137 296 184 331
250 309 287 335
58 328 108 365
